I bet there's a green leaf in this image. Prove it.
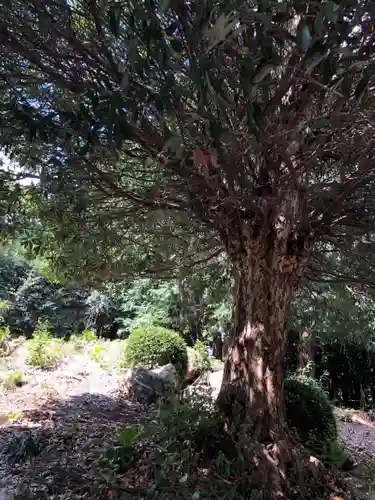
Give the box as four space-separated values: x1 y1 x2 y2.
160 0 170 13
117 425 144 447
305 54 327 76
314 10 326 37
296 24 311 52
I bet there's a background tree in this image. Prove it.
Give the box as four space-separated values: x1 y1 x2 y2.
1 1 375 494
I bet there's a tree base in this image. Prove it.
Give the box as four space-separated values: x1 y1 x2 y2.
196 421 352 500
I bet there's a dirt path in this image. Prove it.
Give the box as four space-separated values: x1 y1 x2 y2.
339 417 375 499
0 348 147 499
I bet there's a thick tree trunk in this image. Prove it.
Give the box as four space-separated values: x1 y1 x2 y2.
218 235 311 442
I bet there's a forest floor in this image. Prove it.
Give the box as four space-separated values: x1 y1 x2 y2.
337 410 375 499
0 339 375 499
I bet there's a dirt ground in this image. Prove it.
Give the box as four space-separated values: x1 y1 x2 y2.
338 416 375 499
1 342 375 499
0 342 150 499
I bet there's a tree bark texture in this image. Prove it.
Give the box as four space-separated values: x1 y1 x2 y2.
218 222 312 442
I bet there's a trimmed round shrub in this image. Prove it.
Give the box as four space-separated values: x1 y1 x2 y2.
123 326 188 377
284 376 337 453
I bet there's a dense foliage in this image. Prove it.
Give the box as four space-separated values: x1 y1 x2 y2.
107 259 232 342
0 245 232 344
284 376 337 453
123 325 188 377
0 250 121 338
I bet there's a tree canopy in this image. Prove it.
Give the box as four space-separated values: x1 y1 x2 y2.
1 0 375 282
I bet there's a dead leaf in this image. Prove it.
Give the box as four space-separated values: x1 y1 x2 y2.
193 148 208 167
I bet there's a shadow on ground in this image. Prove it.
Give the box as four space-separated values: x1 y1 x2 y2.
0 392 149 499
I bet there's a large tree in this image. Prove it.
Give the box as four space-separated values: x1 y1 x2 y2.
1 0 375 494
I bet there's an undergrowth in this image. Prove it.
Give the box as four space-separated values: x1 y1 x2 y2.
5 431 45 465
321 439 350 470
187 340 212 376
96 388 338 500
26 320 62 369
69 328 97 351
2 369 26 390
98 424 144 479
0 325 11 354
90 343 108 369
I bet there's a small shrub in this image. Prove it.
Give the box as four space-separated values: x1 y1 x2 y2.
7 410 24 423
0 325 11 353
284 376 337 453
5 432 44 464
26 320 62 369
155 390 229 458
98 424 144 475
123 326 188 377
81 328 97 343
68 333 86 351
132 391 242 499
188 340 212 375
91 343 105 362
2 370 26 389
90 343 109 369
69 329 97 351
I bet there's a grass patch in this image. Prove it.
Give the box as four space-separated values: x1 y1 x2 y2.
7 410 24 423
98 424 144 477
2 369 26 390
68 329 98 352
81 328 97 343
89 339 128 371
68 334 86 352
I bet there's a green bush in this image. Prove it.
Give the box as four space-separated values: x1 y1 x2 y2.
284 376 337 453
26 320 62 369
188 340 212 375
2 370 26 389
123 325 188 377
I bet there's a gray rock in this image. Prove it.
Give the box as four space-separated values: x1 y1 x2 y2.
151 364 178 388
123 364 178 404
185 369 224 400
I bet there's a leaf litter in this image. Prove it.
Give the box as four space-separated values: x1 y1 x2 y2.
1 343 375 498
0 343 152 499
